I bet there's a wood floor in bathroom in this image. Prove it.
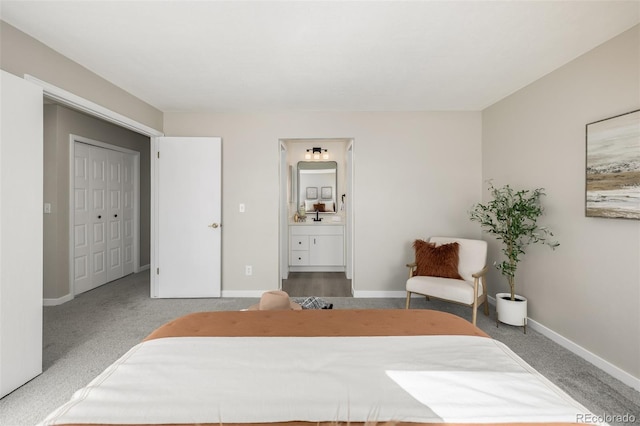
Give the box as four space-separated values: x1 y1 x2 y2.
282 272 352 297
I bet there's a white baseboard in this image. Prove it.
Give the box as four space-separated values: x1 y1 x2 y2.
221 290 266 298
354 291 432 298
526 317 640 391
289 266 345 272
43 293 73 306
488 295 640 391
353 290 407 298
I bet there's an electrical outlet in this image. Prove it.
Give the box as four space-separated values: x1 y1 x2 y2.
44 203 52 214
245 265 252 276
239 203 245 213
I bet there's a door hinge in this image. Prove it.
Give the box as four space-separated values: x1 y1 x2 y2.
156 267 160 275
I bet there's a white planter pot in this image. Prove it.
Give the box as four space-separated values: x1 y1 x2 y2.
496 292 527 327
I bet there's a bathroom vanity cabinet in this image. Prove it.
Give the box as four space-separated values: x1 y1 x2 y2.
289 224 345 272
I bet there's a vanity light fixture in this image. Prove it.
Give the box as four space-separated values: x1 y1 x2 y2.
305 147 329 160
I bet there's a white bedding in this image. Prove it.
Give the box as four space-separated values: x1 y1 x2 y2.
40 335 596 425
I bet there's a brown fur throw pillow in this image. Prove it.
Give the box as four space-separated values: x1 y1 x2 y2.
413 240 463 280
313 203 326 212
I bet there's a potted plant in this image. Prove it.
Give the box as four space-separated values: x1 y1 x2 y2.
469 181 559 329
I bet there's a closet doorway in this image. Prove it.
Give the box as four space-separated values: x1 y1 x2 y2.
279 138 354 297
71 136 139 295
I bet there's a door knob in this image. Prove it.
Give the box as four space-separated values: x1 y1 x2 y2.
208 223 220 229
114 214 118 218
98 215 102 219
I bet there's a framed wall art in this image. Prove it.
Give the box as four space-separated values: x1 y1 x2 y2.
585 109 640 219
306 187 318 199
321 186 332 199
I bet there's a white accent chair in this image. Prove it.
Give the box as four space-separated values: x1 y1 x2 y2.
405 237 489 326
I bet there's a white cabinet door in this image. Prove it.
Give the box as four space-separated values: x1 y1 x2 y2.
310 235 344 265
155 137 222 298
289 225 344 270
0 71 43 398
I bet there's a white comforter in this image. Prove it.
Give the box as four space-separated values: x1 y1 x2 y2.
40 335 595 425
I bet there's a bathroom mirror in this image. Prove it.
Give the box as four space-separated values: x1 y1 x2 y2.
297 161 337 214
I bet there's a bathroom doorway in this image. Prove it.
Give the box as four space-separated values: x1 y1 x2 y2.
279 138 354 297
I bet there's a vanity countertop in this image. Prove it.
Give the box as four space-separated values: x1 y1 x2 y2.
290 217 344 226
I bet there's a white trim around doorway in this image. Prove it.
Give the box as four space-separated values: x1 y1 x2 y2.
279 138 355 293
24 75 163 138
21 76 163 306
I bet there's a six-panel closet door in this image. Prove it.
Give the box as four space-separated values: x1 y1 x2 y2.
74 142 134 295
120 151 135 279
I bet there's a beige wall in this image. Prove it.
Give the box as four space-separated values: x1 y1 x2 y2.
482 26 640 379
0 21 163 131
163 111 482 295
43 104 151 300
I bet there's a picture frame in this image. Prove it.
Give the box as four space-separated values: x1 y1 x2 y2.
321 186 332 199
585 109 640 219
306 187 318 199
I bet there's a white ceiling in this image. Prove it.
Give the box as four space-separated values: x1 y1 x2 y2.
1 1 638 112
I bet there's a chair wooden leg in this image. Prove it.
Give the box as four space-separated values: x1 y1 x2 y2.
472 305 478 326
405 292 411 309
483 300 489 316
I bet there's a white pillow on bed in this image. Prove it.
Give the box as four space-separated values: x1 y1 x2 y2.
304 200 318 212
304 200 334 213
321 201 335 212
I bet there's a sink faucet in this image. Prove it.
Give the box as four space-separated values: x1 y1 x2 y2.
313 209 322 222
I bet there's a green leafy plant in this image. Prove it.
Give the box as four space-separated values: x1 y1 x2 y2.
470 181 559 301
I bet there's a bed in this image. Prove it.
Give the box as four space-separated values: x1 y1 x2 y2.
39 309 598 426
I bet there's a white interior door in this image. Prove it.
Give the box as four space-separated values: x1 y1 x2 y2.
73 142 95 293
74 143 108 293
0 70 43 397
73 140 137 295
122 152 135 276
107 150 123 282
91 146 109 288
155 137 222 298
